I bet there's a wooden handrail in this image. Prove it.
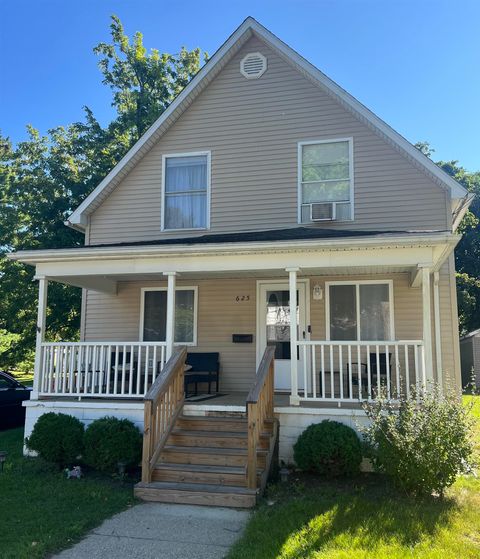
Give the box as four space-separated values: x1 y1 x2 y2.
141 346 187 483
246 346 275 490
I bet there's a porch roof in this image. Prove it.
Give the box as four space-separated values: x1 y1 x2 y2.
44 227 447 249
7 229 459 294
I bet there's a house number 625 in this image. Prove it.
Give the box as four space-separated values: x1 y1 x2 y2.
235 295 250 302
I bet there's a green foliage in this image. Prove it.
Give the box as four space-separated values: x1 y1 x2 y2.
293 420 362 477
415 141 480 335
362 386 474 497
26 412 85 467
94 15 206 140
83 416 142 472
0 15 204 371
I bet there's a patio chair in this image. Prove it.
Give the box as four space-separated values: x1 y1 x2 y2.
184 352 220 397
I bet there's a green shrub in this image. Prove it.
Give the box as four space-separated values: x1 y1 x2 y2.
293 420 362 477
26 412 84 467
362 385 474 496
83 416 142 473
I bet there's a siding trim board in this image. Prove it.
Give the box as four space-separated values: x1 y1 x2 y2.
66 19 467 230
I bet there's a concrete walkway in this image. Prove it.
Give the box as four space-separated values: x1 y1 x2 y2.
54 502 250 559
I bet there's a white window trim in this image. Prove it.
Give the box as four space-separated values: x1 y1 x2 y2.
297 138 354 223
325 279 395 341
139 286 198 346
161 151 211 232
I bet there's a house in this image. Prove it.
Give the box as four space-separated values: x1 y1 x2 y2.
460 329 480 389
8 17 473 507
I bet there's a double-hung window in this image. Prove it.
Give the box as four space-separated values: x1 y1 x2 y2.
327 281 393 341
299 139 353 222
162 152 210 230
141 287 198 345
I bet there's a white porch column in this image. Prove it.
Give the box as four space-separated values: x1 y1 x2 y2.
163 272 177 360
421 266 434 387
433 271 443 392
33 275 48 399
286 267 300 406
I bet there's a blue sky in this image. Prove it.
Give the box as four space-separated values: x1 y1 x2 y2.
1 0 479 170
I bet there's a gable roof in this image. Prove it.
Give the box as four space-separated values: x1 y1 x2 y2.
67 17 469 230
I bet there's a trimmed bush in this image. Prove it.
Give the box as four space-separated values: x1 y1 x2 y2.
293 420 362 477
84 416 142 473
26 412 84 467
362 385 474 497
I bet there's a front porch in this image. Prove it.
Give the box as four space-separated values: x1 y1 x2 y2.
20 229 457 409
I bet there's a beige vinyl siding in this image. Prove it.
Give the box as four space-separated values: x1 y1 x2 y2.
88 35 449 245
83 271 458 392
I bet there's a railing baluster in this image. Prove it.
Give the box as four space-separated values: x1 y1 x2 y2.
153 345 158 383
302 344 307 398
414 344 419 395
395 344 400 399
366 344 371 400
357 344 362 400
92 345 98 395
405 344 410 398
348 344 352 400
136 344 142 395
106 345 112 396
339 345 343 400
321 345 325 399
128 344 134 396
121 345 127 395
385 344 390 399
144 345 149 395
311 346 316 399
329 345 334 399
375 345 380 398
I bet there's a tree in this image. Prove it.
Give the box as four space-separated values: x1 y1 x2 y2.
0 16 204 370
415 142 480 335
94 15 206 140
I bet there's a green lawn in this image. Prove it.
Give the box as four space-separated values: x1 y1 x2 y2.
228 395 480 559
0 428 136 559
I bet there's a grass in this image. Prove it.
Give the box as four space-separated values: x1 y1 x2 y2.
0 428 136 559
228 395 480 559
10 370 34 386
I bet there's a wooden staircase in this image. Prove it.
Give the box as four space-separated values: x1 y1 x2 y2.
134 347 277 508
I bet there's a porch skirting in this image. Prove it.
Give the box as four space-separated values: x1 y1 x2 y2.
22 399 369 464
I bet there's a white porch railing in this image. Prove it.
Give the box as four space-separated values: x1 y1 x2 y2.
297 340 425 402
39 342 167 398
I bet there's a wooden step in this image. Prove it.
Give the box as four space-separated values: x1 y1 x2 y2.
134 481 257 508
160 445 268 468
169 429 270 450
152 462 262 486
177 415 248 432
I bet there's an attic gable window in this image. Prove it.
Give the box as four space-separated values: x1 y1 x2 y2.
162 152 210 231
299 139 353 223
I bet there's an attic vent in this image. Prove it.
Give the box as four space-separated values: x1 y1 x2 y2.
240 52 267 79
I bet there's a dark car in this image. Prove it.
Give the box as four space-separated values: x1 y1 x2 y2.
0 371 32 430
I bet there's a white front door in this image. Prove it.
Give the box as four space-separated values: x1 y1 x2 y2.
257 281 309 391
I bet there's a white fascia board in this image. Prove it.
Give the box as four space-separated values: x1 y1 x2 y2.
67 17 467 230
7 232 460 266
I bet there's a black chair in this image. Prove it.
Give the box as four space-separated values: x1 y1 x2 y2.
184 352 220 397
348 352 392 396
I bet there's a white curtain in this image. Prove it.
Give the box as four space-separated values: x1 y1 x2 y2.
165 155 207 229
